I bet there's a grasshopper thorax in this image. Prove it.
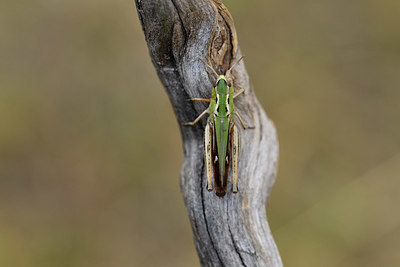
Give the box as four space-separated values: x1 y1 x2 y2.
216 75 231 85
215 75 232 94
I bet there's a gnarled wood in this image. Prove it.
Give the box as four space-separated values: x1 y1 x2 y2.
135 1 282 266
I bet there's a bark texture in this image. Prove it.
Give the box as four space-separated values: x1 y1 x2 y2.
135 1 282 266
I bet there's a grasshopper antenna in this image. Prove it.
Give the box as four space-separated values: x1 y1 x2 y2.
226 55 245 78
198 58 219 78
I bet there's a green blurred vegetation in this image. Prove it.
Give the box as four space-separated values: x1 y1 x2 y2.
0 0 399 266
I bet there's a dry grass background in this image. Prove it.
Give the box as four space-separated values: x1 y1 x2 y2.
0 0 399 266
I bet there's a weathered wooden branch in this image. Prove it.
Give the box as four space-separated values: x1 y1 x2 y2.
135 1 282 266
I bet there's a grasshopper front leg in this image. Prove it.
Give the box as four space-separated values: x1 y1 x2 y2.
187 98 211 102
233 88 245 99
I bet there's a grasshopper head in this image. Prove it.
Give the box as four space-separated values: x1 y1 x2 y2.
198 57 243 88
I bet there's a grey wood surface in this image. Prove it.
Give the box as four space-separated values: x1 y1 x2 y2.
135 1 283 266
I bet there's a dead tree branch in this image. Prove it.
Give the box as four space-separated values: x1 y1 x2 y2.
135 1 282 266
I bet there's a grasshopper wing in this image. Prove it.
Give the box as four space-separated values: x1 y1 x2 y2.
213 121 230 197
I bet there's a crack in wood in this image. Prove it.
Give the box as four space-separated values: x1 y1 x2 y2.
227 203 247 267
201 168 224 266
170 0 187 57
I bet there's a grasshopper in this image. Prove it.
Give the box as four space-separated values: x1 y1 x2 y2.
184 57 253 197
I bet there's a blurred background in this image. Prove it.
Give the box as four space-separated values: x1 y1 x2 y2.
0 0 399 266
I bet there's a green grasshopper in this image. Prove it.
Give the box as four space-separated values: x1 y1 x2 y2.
184 57 253 197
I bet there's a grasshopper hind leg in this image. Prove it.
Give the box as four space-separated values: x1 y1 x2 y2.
231 124 239 193
204 122 213 192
